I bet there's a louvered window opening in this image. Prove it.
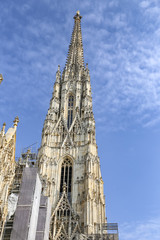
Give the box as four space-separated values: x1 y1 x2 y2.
67 95 74 129
60 158 72 201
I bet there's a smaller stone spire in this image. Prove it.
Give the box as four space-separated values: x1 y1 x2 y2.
86 63 89 71
2 122 6 129
1 122 6 135
55 65 61 83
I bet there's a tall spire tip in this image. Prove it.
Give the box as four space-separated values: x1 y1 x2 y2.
74 10 82 19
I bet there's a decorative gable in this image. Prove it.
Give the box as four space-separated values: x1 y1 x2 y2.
50 186 84 240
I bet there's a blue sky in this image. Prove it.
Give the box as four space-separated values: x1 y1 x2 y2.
1 0 160 239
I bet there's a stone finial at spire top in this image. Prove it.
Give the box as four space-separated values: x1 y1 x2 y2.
77 10 80 15
2 122 6 134
56 65 60 74
13 116 19 127
0 74 3 84
74 10 82 20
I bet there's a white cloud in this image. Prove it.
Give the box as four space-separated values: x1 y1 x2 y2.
120 217 160 240
140 1 150 8
108 1 119 8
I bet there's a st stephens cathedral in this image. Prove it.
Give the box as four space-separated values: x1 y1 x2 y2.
0 11 119 240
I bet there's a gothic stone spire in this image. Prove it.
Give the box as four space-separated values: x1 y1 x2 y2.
66 11 84 69
38 11 107 239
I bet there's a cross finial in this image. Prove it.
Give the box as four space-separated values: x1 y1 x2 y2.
74 10 82 20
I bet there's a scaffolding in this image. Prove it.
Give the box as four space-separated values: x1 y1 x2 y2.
2 145 38 240
87 223 119 240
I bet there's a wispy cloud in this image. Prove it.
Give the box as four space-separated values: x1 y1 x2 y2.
1 0 160 133
80 0 160 131
120 217 160 240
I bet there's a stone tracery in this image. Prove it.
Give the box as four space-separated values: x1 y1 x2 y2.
50 186 84 240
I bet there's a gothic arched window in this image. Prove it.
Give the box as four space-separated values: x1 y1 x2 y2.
67 95 74 129
60 158 72 201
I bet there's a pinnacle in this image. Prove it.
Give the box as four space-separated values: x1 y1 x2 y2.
65 12 84 69
13 116 19 127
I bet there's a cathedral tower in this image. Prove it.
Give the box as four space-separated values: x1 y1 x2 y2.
38 11 107 239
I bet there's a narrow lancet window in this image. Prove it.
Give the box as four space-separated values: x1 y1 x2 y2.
67 95 74 129
60 158 72 201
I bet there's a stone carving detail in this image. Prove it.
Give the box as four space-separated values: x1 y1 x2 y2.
7 193 18 220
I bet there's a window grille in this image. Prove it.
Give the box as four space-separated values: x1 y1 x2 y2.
60 158 72 200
